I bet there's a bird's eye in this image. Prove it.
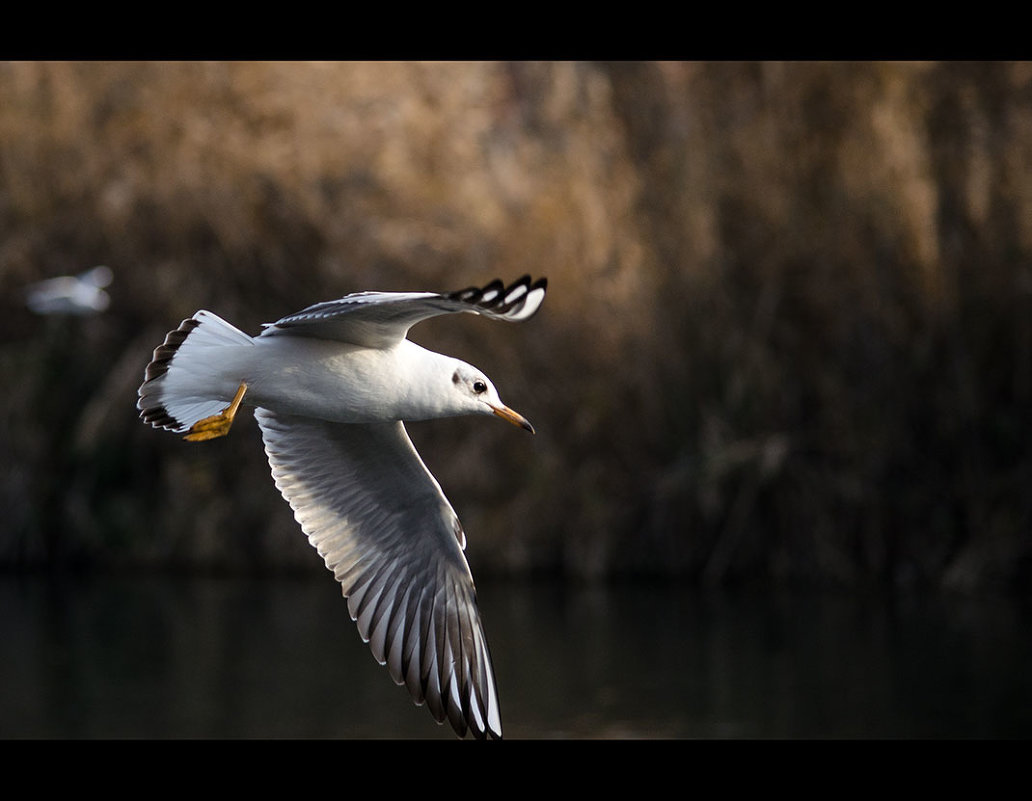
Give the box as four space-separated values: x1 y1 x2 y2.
473 380 487 394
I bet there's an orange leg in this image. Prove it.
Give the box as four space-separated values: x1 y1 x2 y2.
184 382 248 442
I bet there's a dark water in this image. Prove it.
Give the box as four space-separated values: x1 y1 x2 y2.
2 573 1030 738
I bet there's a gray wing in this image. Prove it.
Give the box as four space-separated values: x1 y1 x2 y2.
255 409 502 739
259 275 547 348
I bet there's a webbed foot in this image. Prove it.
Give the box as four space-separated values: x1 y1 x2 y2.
184 381 247 442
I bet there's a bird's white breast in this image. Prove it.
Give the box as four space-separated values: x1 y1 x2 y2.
243 337 456 424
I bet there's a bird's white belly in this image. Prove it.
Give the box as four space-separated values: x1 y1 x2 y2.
243 337 405 424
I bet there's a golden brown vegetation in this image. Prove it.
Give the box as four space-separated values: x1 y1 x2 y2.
2 61 1031 589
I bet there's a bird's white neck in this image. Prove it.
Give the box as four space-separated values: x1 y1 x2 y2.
390 340 468 422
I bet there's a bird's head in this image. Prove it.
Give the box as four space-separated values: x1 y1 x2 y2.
450 362 534 433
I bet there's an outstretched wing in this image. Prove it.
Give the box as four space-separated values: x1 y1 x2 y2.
259 275 547 348
255 409 502 739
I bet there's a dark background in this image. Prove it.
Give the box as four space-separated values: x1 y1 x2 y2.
3 61 1031 592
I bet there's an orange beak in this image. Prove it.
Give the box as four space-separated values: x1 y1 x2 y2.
491 404 535 434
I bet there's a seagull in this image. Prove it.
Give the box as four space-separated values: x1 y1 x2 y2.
26 265 113 315
137 275 547 739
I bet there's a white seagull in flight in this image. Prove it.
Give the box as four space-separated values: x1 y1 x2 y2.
138 275 547 739
26 265 113 315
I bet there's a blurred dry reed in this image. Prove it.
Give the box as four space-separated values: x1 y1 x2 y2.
2 61 1031 590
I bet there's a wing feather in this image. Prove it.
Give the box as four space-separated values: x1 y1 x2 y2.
255 409 502 739
259 275 547 348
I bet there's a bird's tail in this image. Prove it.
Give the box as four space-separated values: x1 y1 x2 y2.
138 310 254 434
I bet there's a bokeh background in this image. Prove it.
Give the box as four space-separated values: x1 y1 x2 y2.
3 60 1032 593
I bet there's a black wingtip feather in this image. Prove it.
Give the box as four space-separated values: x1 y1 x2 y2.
445 275 546 320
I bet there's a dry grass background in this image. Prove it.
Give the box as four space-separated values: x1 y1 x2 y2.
2 61 1031 589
